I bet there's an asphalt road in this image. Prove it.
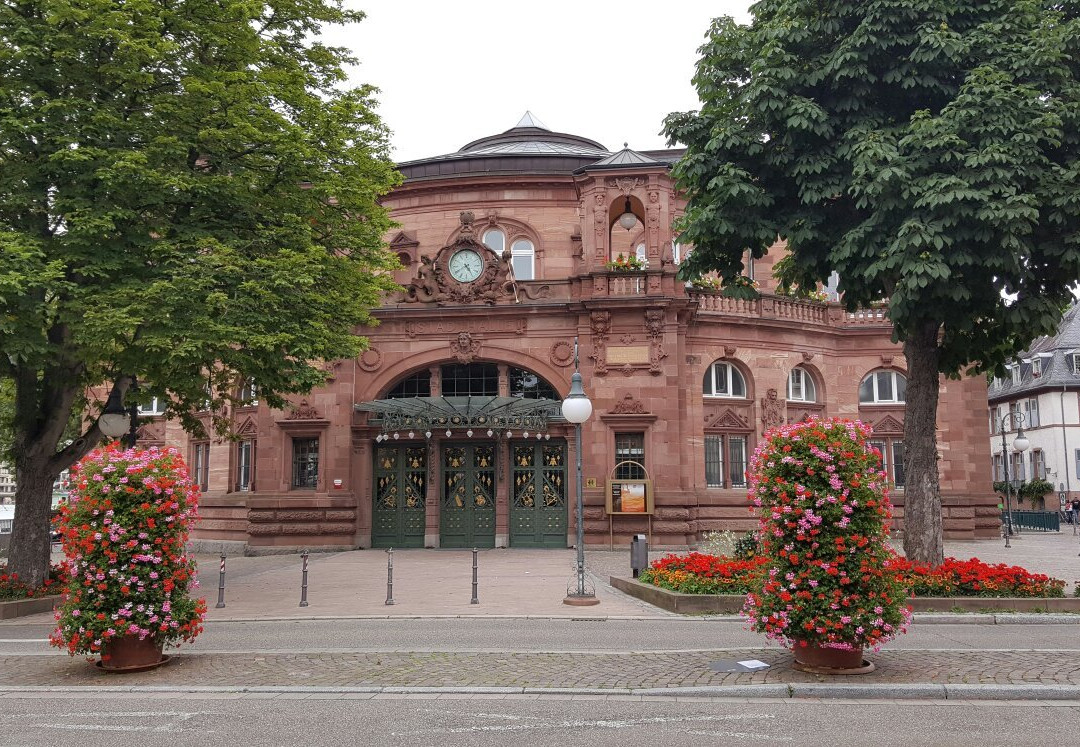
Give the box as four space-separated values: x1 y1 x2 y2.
0 694 1076 746
2 617 1080 655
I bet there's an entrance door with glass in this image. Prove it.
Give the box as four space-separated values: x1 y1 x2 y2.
509 441 567 547
372 444 426 548
440 443 496 548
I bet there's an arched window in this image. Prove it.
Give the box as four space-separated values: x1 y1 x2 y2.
859 370 906 404
635 242 647 265
510 239 534 280
481 229 505 253
703 361 747 398
509 367 556 399
386 370 431 399
787 367 816 403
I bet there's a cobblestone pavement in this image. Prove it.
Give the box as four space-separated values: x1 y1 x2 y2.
3 648 1079 690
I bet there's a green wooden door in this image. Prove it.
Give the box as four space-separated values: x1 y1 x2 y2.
372 445 426 548
440 443 496 548
509 441 567 548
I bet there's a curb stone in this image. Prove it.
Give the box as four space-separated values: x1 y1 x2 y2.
2 684 1079 701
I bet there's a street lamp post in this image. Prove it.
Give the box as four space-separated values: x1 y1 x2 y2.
997 412 1030 549
562 337 598 606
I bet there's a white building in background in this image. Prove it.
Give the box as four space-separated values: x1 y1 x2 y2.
988 302 1080 512
0 462 14 504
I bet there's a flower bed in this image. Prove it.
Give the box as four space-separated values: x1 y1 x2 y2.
0 565 63 601
639 553 768 595
891 557 1065 598
639 553 1067 599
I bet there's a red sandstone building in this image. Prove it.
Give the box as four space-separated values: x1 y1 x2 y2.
143 114 996 552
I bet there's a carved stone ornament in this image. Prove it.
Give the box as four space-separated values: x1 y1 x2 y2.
611 393 647 414
761 388 785 430
459 210 476 235
287 399 320 420
724 345 737 357
401 230 515 306
880 355 894 366
704 407 749 430
451 331 482 364
686 354 701 366
589 311 612 376
872 414 905 436
135 420 166 445
358 348 383 372
235 416 257 437
549 340 574 367
802 351 814 362
607 176 644 195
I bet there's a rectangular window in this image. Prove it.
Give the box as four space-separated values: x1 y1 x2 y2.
292 437 319 489
1073 355 1080 376
1011 365 1021 384
728 436 747 488
239 379 258 407
614 433 645 480
1031 358 1042 377
790 369 804 401
1030 449 1045 481
875 371 894 401
191 442 209 492
1025 398 1040 428
138 397 166 416
993 453 1004 482
236 440 255 491
704 435 747 488
892 441 905 488
511 244 534 280
704 436 724 488
1010 452 1026 483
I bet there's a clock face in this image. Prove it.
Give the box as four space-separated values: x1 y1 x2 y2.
448 249 484 282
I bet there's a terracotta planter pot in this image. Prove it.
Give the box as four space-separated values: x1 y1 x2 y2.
98 635 167 673
792 640 874 675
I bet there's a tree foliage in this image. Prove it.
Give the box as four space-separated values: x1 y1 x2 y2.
0 0 402 583
664 0 1080 564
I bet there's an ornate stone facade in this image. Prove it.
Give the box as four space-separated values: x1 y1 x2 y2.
160 115 995 552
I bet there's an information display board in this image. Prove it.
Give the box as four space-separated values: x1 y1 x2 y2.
606 478 653 515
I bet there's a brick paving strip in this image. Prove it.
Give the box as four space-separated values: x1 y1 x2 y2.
2 649 1079 691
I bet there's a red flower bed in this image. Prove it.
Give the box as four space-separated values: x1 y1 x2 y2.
639 553 768 594
890 556 1065 598
0 566 64 601
639 552 1066 599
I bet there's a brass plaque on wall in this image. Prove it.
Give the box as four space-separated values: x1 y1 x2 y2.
606 346 650 365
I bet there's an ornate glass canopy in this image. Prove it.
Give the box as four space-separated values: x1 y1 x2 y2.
356 396 564 436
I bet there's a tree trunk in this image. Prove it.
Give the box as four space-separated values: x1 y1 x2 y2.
901 322 945 566
6 459 58 588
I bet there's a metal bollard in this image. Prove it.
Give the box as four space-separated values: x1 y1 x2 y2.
299 550 309 607
470 548 479 605
215 552 226 609
385 547 395 605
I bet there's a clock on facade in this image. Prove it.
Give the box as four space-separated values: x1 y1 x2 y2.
448 249 484 282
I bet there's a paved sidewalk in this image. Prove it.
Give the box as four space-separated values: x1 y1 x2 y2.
3 533 1077 701
2 647 1079 697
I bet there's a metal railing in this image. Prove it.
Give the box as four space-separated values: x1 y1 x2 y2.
1002 510 1060 532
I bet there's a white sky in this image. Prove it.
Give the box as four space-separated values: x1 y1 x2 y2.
324 1 754 163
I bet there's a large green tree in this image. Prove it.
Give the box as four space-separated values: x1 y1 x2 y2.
0 0 402 585
665 0 1080 564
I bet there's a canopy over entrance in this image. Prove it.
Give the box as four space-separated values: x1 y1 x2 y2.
356 396 564 436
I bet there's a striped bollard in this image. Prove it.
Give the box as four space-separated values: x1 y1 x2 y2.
299 550 310 607
385 548 395 605
215 553 226 609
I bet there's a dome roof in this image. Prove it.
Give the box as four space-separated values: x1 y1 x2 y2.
456 111 608 157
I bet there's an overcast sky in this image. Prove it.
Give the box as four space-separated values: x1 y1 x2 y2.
323 2 754 163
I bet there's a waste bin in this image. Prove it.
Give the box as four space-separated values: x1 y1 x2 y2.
630 534 649 578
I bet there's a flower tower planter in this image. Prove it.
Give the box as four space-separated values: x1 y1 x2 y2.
743 418 911 674
50 444 206 671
